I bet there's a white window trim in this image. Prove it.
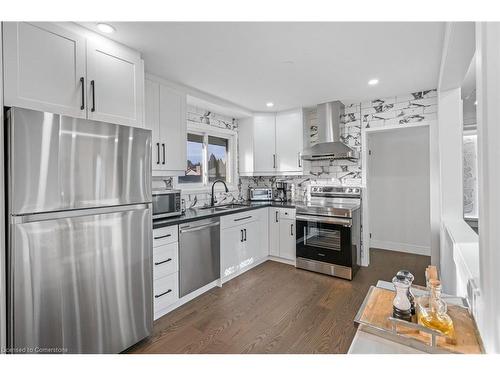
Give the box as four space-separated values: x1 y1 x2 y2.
175 121 238 194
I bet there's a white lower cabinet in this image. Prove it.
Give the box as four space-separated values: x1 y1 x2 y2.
268 207 296 262
220 209 268 283
154 273 179 320
278 218 296 261
153 225 179 320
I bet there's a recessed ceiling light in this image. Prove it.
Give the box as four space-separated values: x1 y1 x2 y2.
266 102 274 108
97 23 115 34
474 100 478 106
368 79 379 86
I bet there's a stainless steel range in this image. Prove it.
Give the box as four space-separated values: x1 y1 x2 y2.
295 185 361 280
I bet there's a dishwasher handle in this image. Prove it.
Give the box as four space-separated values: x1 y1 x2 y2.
180 221 219 234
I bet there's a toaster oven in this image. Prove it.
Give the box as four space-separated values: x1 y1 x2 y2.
249 187 273 201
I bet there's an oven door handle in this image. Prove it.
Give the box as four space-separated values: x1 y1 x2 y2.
296 214 352 227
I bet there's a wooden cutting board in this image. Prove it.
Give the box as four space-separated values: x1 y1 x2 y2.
356 286 484 354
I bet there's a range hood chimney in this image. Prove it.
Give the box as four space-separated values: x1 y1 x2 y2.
301 101 359 161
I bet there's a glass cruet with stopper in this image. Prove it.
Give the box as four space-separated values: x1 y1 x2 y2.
418 279 455 337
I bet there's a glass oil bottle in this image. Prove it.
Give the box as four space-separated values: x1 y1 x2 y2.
417 279 455 337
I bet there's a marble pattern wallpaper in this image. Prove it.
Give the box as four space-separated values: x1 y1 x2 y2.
463 134 478 218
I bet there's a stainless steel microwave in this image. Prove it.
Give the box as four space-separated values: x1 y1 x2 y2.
249 187 273 201
152 189 182 219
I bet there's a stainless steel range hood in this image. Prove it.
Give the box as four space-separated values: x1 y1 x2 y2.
302 101 359 161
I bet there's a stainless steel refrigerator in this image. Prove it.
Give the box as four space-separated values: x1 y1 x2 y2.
6 107 153 354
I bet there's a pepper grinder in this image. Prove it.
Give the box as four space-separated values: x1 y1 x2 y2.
392 274 412 322
397 270 415 316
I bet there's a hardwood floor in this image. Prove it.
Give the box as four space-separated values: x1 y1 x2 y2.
127 248 430 354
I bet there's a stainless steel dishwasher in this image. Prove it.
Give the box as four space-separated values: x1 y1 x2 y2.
179 217 220 297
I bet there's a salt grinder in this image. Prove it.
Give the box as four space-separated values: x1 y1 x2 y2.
392 274 412 322
397 270 415 315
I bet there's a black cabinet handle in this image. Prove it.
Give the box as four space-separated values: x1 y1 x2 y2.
80 77 85 110
154 258 172 266
154 289 172 298
154 233 171 240
240 229 244 242
90 80 96 112
156 143 160 165
291 224 294 236
275 211 279 223
273 154 276 169
162 143 166 164
234 215 252 222
244 228 247 241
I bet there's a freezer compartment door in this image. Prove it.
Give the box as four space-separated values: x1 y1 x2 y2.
9 205 153 354
8 107 151 215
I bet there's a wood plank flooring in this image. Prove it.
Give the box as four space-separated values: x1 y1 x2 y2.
127 248 430 354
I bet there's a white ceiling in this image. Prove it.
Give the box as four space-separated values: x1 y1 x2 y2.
81 22 445 113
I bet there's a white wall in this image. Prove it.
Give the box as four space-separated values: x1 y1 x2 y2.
475 21 500 353
0 22 6 352
367 126 431 256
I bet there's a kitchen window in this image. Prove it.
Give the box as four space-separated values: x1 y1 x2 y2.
177 124 236 189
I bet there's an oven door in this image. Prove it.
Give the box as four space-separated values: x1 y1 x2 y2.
152 192 180 219
296 214 353 267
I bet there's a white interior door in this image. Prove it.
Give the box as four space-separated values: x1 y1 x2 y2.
3 22 86 118
253 115 276 173
145 79 162 168
275 110 303 173
159 85 187 172
87 39 144 127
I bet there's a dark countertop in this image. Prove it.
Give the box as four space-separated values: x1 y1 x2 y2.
153 200 296 229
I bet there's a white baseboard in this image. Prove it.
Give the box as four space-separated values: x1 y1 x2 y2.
268 256 296 266
370 240 431 256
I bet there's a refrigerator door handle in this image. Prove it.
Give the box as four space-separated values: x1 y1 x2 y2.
11 203 152 224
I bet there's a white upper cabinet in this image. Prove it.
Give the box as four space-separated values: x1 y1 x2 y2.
275 110 303 173
86 39 144 127
159 85 186 173
145 76 187 176
145 79 161 168
253 115 276 173
238 109 303 176
3 22 144 127
3 22 87 119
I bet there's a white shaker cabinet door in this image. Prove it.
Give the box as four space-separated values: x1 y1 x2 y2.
159 85 187 173
86 39 144 127
269 208 280 257
145 79 162 168
240 220 259 269
253 115 276 173
279 218 296 261
3 22 87 118
221 225 244 280
275 109 303 173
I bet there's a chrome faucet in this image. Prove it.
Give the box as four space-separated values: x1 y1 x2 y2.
210 179 229 207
